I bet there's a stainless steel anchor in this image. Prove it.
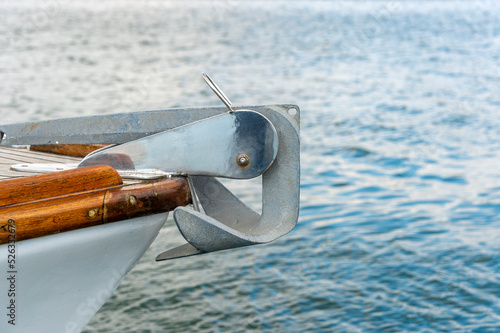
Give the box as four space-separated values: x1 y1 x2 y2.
1 74 300 260
163 74 300 259
158 98 300 259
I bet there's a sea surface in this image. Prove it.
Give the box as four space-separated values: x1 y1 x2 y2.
1 1 500 332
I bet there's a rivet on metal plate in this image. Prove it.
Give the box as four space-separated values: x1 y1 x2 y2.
236 153 250 168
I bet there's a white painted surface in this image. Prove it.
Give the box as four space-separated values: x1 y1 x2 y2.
0 213 168 333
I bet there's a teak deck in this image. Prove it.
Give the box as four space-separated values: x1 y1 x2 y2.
0 146 191 244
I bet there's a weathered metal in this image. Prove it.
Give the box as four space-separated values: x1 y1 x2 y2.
0 105 296 146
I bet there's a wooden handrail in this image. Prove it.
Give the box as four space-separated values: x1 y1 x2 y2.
0 167 191 244
0 165 123 207
30 144 108 157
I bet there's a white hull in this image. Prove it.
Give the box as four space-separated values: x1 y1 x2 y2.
0 213 168 333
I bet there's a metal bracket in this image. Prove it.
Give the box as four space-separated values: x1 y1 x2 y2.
78 110 279 180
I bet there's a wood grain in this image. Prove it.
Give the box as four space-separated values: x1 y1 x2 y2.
0 165 123 207
30 144 108 157
0 177 191 244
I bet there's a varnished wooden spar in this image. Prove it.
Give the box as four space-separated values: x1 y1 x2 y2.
0 165 123 207
30 144 108 157
0 167 191 244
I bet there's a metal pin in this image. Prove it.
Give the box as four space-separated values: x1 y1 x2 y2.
202 73 235 113
87 208 99 219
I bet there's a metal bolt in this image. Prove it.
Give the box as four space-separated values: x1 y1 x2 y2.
236 153 250 168
129 195 137 205
87 208 99 219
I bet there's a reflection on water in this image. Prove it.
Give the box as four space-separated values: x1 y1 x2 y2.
1 1 500 332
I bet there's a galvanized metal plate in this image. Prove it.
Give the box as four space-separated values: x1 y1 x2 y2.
0 105 296 146
79 110 279 179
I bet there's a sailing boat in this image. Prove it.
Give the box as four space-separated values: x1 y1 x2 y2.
0 74 300 332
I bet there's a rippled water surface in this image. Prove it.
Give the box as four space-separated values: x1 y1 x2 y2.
1 1 500 332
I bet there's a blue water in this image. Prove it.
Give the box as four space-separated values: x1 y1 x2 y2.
1 1 500 332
